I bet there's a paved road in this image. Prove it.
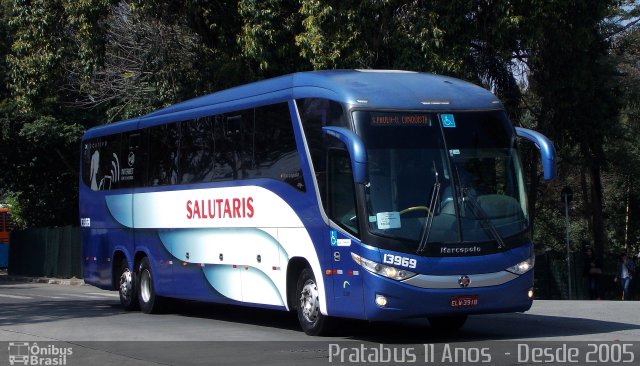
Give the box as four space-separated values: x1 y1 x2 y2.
0 280 639 365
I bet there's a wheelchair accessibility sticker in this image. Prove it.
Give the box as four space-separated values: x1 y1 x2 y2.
441 114 456 128
330 230 352 247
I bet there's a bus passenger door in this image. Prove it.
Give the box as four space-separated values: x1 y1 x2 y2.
326 148 364 318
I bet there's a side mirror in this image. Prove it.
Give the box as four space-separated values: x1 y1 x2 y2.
322 127 368 184
515 127 557 180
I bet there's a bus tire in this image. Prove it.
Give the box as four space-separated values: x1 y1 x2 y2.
118 259 139 311
137 257 163 314
428 315 467 333
296 267 331 336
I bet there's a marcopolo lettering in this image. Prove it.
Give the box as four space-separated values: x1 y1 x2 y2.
440 246 482 254
186 197 254 220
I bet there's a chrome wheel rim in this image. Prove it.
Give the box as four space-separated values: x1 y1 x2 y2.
119 268 133 303
140 269 151 303
299 279 319 324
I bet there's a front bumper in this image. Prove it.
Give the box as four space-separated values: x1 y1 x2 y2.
362 269 534 321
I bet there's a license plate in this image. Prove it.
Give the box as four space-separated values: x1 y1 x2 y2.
450 295 479 308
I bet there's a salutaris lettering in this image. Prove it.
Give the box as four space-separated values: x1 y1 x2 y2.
186 197 254 219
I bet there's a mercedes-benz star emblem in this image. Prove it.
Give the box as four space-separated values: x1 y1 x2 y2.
458 275 470 288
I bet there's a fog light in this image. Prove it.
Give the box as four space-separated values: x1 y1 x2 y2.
528 288 534 299
375 294 387 307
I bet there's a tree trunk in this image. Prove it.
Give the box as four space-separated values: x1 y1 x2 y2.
580 167 592 238
590 165 605 257
624 176 631 251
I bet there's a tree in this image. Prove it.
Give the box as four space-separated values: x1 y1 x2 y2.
1 0 103 226
523 0 622 257
610 16 640 252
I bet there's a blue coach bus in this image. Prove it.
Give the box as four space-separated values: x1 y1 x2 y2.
80 70 556 335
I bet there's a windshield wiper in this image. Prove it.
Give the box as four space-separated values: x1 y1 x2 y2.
462 189 505 249
417 162 440 254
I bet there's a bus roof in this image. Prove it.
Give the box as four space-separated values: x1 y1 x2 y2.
83 70 501 139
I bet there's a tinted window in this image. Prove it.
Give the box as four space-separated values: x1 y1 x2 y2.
328 148 359 235
82 135 122 191
296 98 349 207
121 131 146 188
148 123 180 186
83 102 304 190
82 138 102 189
215 112 246 181
247 103 304 190
180 118 215 184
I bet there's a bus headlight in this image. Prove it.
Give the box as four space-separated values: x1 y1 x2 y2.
505 256 535 275
351 253 416 281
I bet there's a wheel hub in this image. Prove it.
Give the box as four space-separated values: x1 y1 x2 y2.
119 269 133 302
299 279 319 323
140 269 151 303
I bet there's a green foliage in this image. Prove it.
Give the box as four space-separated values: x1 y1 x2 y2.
3 192 26 229
238 0 305 75
0 100 79 227
6 0 66 113
295 1 529 117
62 0 117 92
295 1 446 71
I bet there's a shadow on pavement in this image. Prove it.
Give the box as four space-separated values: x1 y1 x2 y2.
1 288 638 343
167 299 640 343
0 299 123 327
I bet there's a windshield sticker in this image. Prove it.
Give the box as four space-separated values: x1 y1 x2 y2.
441 114 456 128
449 149 460 156
376 212 401 230
369 215 377 223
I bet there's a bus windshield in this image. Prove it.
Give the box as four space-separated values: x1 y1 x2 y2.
353 110 528 250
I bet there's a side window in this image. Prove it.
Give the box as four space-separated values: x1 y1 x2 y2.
148 123 180 186
100 135 122 190
112 102 306 189
82 138 105 190
328 147 359 236
120 131 146 188
213 113 241 181
245 103 305 191
254 103 306 191
83 135 121 191
82 134 139 190
180 118 214 184
296 98 349 206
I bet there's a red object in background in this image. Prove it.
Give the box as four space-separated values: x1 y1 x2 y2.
0 207 14 244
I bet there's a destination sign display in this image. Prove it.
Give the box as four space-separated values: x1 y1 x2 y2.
370 114 431 126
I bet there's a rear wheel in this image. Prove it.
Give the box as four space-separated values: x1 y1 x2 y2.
137 257 164 314
296 267 332 336
428 315 467 333
118 259 139 310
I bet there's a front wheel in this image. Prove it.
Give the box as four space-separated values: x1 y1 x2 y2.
296 267 332 336
137 257 164 314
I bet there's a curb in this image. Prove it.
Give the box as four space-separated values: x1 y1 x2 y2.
0 275 85 286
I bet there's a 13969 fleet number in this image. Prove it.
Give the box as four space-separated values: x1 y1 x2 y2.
383 254 417 269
